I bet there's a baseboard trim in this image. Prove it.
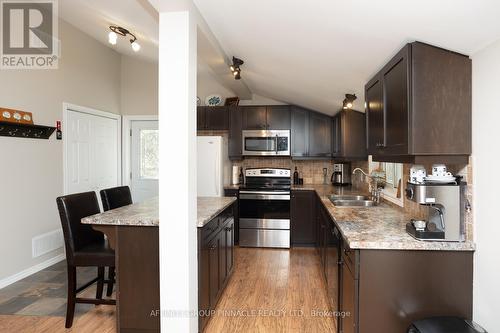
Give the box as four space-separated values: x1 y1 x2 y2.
0 253 66 289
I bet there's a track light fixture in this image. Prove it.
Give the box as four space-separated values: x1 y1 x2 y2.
342 94 357 109
230 57 244 80
108 26 141 52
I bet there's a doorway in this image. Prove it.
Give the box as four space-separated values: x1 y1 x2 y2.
122 116 159 202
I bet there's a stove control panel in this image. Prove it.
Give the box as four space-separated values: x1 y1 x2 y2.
245 168 291 178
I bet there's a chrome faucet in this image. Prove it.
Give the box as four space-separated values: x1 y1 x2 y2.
352 168 384 204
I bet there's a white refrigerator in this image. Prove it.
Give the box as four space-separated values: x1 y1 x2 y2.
197 136 231 197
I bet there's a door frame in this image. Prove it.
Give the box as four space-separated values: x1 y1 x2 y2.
62 102 122 194
122 115 159 188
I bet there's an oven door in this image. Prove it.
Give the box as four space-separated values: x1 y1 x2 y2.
242 130 290 156
239 191 290 221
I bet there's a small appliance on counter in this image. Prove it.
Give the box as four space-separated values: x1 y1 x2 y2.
405 180 466 242
331 163 351 186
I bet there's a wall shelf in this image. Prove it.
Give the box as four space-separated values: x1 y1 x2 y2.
0 121 55 139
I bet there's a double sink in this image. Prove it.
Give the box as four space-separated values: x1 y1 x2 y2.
329 194 376 207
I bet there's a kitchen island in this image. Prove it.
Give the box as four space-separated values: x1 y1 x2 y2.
81 196 236 333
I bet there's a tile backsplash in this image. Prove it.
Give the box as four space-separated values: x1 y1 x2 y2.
197 131 474 240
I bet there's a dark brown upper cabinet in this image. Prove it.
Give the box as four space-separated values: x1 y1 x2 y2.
242 105 291 130
332 110 367 161
291 106 332 159
266 106 291 130
308 111 332 157
197 106 229 131
228 107 243 160
365 41 472 164
291 106 309 158
242 106 267 130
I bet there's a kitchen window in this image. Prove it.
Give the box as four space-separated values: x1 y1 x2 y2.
369 157 404 207
140 129 159 180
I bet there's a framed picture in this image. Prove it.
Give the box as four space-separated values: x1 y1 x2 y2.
224 97 240 106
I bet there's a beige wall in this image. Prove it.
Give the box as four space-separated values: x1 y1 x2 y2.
121 55 158 115
0 19 122 282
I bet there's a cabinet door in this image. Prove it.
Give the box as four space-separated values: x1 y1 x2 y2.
291 106 309 157
332 114 342 157
342 264 356 333
326 227 340 320
291 191 316 246
225 219 235 275
228 107 243 159
382 47 409 155
206 106 229 130
208 237 220 307
366 78 384 154
218 231 227 288
198 241 210 330
266 106 291 130
242 106 267 130
197 106 206 130
309 111 332 157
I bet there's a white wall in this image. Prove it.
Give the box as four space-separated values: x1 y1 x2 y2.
0 19 121 282
121 55 159 115
197 60 235 105
472 38 500 332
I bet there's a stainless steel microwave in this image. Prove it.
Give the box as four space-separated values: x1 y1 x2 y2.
242 130 290 156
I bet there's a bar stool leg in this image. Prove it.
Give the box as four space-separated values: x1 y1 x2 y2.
65 265 77 328
96 267 104 300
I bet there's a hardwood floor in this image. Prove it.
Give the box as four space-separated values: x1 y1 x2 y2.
204 247 337 333
0 247 335 333
0 305 115 333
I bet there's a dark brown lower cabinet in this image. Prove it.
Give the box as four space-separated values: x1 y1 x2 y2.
336 245 473 333
198 204 235 332
315 200 473 333
291 190 316 246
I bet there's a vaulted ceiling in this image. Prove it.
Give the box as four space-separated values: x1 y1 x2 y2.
59 0 158 62
194 0 500 115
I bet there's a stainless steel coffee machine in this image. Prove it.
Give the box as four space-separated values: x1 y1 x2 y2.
405 182 466 242
331 163 351 186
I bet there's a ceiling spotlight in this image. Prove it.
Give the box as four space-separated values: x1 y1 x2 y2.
108 25 141 52
229 56 244 80
108 31 118 45
342 93 357 109
131 40 141 52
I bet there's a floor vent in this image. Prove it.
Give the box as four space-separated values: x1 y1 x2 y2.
32 229 64 258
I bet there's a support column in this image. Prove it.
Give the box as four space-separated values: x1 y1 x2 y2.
159 6 198 333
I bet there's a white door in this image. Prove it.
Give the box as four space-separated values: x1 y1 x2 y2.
66 109 119 201
130 120 159 202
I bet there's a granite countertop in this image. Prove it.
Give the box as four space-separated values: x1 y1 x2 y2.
82 197 159 226
295 184 475 251
198 196 237 227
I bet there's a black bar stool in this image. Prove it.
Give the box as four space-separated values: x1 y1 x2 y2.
99 185 133 296
56 192 116 328
100 186 133 211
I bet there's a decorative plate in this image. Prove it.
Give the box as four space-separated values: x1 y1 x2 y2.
205 94 223 107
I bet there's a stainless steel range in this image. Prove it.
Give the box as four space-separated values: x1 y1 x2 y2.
238 168 291 248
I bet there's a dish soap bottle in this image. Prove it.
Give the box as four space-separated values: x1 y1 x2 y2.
293 166 299 185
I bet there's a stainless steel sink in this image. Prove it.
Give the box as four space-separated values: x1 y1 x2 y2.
330 195 370 201
329 194 376 207
331 199 376 207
